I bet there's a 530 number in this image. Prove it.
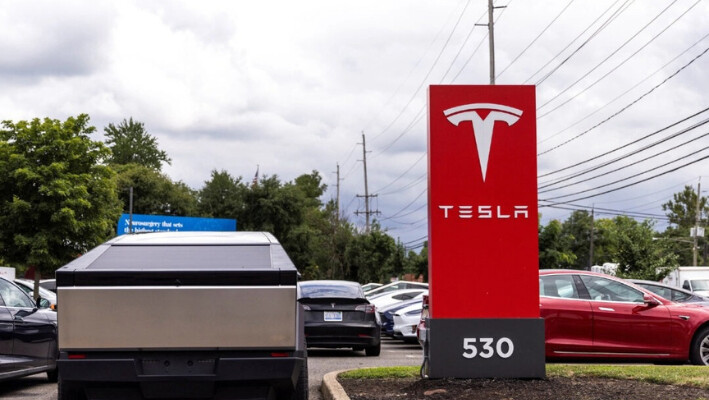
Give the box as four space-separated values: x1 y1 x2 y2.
462 337 514 359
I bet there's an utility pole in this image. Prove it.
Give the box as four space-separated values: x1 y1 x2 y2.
333 163 341 218
588 207 595 270
355 133 379 232
694 179 701 266
477 0 505 84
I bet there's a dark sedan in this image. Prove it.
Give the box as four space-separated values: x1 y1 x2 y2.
628 279 709 306
0 277 58 381
298 280 381 356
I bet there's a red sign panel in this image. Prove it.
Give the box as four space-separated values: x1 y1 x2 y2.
428 85 538 319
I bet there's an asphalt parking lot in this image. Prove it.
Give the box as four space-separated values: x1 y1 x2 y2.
0 336 423 400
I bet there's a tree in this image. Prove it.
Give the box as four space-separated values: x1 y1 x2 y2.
344 224 398 283
197 170 245 219
560 210 594 270
0 115 121 278
104 118 171 170
114 163 197 216
606 216 678 280
662 185 707 265
539 219 576 269
662 185 708 230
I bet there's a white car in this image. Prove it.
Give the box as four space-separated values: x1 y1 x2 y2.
365 281 428 298
369 289 428 309
14 279 57 310
392 302 423 342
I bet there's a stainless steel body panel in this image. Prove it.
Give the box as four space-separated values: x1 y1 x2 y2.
58 286 296 350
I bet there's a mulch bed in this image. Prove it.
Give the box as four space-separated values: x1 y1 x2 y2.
339 376 709 400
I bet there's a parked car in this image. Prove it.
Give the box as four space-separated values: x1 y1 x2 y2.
40 279 56 293
379 298 422 336
298 280 381 356
417 295 429 349
0 277 58 381
540 269 709 365
14 279 57 310
361 283 382 292
365 280 428 297
628 279 709 306
392 302 423 343
369 289 428 309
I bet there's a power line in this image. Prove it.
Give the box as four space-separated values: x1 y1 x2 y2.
496 0 576 80
537 0 680 111
540 152 709 204
538 33 709 146
539 107 709 178
543 143 709 201
523 0 624 84
373 152 426 193
535 0 635 85
539 119 709 192
538 0 702 119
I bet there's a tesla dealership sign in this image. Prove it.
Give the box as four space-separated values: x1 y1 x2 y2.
427 85 544 378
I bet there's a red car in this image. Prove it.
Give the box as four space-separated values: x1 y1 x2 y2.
540 270 709 365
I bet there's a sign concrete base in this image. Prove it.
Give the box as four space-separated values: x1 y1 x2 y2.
427 318 545 379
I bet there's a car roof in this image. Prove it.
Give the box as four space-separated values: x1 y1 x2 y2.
298 280 361 288
108 231 277 245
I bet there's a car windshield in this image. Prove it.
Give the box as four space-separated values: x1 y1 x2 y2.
299 283 362 299
691 280 709 290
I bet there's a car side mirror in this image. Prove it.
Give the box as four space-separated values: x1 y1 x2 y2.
643 294 660 306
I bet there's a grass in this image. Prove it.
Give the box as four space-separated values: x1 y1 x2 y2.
339 364 709 389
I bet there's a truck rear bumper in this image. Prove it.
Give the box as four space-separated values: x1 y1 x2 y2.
58 351 305 400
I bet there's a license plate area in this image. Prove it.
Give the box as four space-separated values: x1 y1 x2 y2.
141 356 216 375
324 311 343 322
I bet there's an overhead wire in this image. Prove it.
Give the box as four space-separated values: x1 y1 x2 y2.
538 0 703 120
523 0 624 84
539 107 709 178
496 0 576 80
539 118 709 191
534 0 635 85
537 0 680 111
540 152 709 204
538 33 709 145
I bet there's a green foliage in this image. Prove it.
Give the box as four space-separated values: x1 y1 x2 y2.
561 210 593 269
344 223 400 283
104 118 171 170
539 219 576 269
114 163 197 216
607 216 678 280
0 115 121 275
197 170 245 218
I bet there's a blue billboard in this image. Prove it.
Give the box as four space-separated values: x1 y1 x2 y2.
117 214 237 235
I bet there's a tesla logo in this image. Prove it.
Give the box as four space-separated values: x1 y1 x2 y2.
331 303 336 308
444 103 523 182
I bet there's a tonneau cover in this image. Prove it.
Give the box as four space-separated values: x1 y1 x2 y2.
56 231 298 287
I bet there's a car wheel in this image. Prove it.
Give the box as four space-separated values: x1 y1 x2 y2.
365 341 381 357
292 359 308 400
690 326 709 365
47 367 58 382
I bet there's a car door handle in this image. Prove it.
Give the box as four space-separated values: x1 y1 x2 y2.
598 307 615 312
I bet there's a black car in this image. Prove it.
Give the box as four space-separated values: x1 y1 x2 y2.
298 280 381 356
0 277 58 381
628 279 709 305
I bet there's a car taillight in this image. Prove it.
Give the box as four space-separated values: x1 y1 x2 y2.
68 353 86 359
355 304 376 313
422 295 429 309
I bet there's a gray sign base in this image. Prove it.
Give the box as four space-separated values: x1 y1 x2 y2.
427 318 545 379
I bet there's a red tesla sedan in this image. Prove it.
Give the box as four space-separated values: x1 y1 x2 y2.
540 270 709 365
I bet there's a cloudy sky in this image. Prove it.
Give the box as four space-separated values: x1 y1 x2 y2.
1 0 708 248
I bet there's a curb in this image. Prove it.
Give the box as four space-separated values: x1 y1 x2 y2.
321 369 352 400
